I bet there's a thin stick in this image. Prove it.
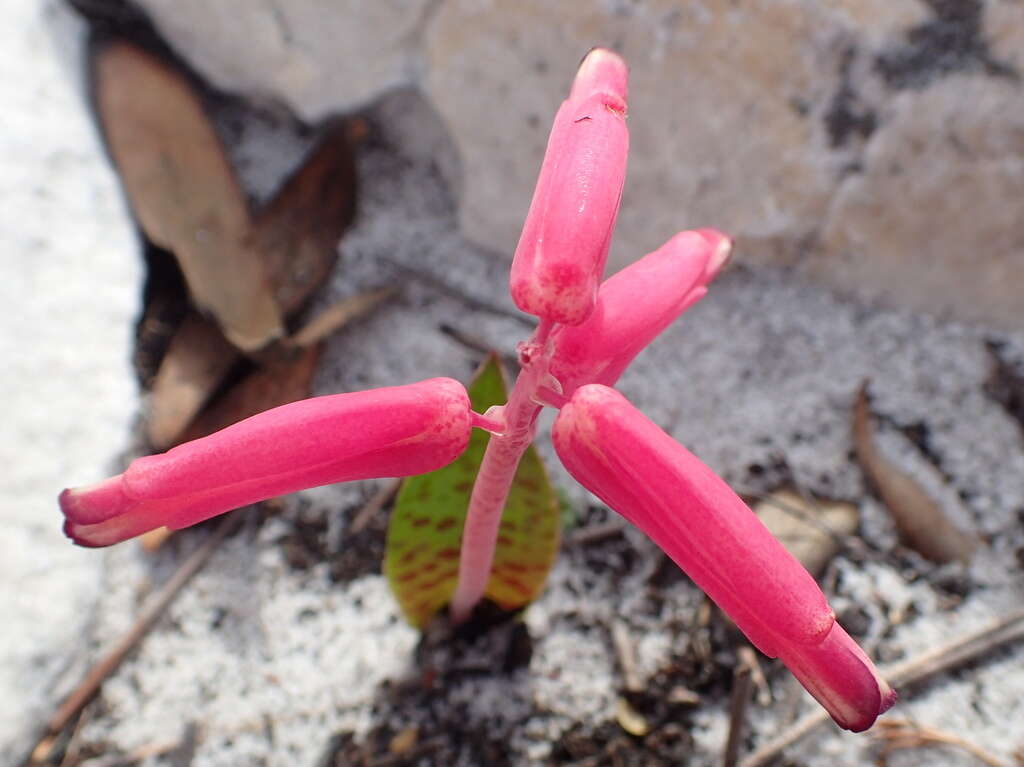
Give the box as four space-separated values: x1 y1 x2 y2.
724 649 755 767
438 324 519 372
743 647 773 707
289 288 395 349
383 259 533 326
611 620 642 693
44 514 242 736
348 478 402 535
566 519 627 547
874 719 1012 767
739 609 1024 767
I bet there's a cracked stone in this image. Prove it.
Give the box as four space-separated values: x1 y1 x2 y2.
132 0 438 119
815 73 1024 330
116 0 1023 329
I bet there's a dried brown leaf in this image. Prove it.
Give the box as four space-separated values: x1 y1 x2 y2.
179 346 322 443
94 41 283 352
852 383 977 564
250 121 358 315
140 120 363 447
146 312 239 450
133 248 191 387
753 489 858 577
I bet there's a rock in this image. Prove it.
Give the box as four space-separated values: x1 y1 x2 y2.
0 1 140 762
815 73 1024 329
125 0 1023 329
986 0 1024 69
423 0 1024 328
133 0 435 119
423 0 852 267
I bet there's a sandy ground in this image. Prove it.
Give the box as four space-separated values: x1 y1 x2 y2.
4 4 1024 766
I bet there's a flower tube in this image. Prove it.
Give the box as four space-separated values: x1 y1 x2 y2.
61 378 473 547
509 48 630 325
549 229 731 396
552 384 894 731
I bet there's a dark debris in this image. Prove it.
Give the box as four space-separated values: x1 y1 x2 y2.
874 0 1018 90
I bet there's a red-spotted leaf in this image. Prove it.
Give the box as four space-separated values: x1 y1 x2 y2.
385 353 560 628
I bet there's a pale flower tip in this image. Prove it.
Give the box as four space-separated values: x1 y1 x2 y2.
571 48 628 109
777 620 895 732
63 518 104 548
880 687 898 714
695 228 733 280
59 476 131 525
58 379 474 547
63 506 165 548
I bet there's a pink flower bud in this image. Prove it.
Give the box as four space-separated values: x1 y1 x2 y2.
60 378 472 547
776 620 897 732
552 384 893 731
510 48 629 325
549 229 731 395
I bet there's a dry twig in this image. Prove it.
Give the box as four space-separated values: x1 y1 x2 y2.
723 648 756 767
289 288 396 349
438 324 519 372
739 609 1024 767
566 519 628 547
611 620 643 693
41 514 242 740
349 479 402 535
873 719 1012 767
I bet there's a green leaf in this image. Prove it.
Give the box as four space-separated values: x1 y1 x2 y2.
384 353 561 628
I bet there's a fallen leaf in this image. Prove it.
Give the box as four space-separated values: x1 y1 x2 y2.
94 40 283 352
752 489 858 577
145 312 238 450
179 345 321 443
133 245 191 388
250 121 358 315
852 382 977 564
140 120 363 447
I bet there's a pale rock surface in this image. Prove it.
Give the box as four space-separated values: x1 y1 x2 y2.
986 0 1024 68
815 74 1024 329
134 0 438 119
132 0 1024 329
423 0 1024 328
0 1 140 762
424 0 851 269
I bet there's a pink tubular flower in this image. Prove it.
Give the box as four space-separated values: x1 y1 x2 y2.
60 48 893 734
549 228 732 396
552 384 896 732
509 48 629 326
60 378 473 547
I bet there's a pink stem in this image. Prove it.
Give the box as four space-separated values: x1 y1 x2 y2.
470 411 506 434
449 322 554 622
